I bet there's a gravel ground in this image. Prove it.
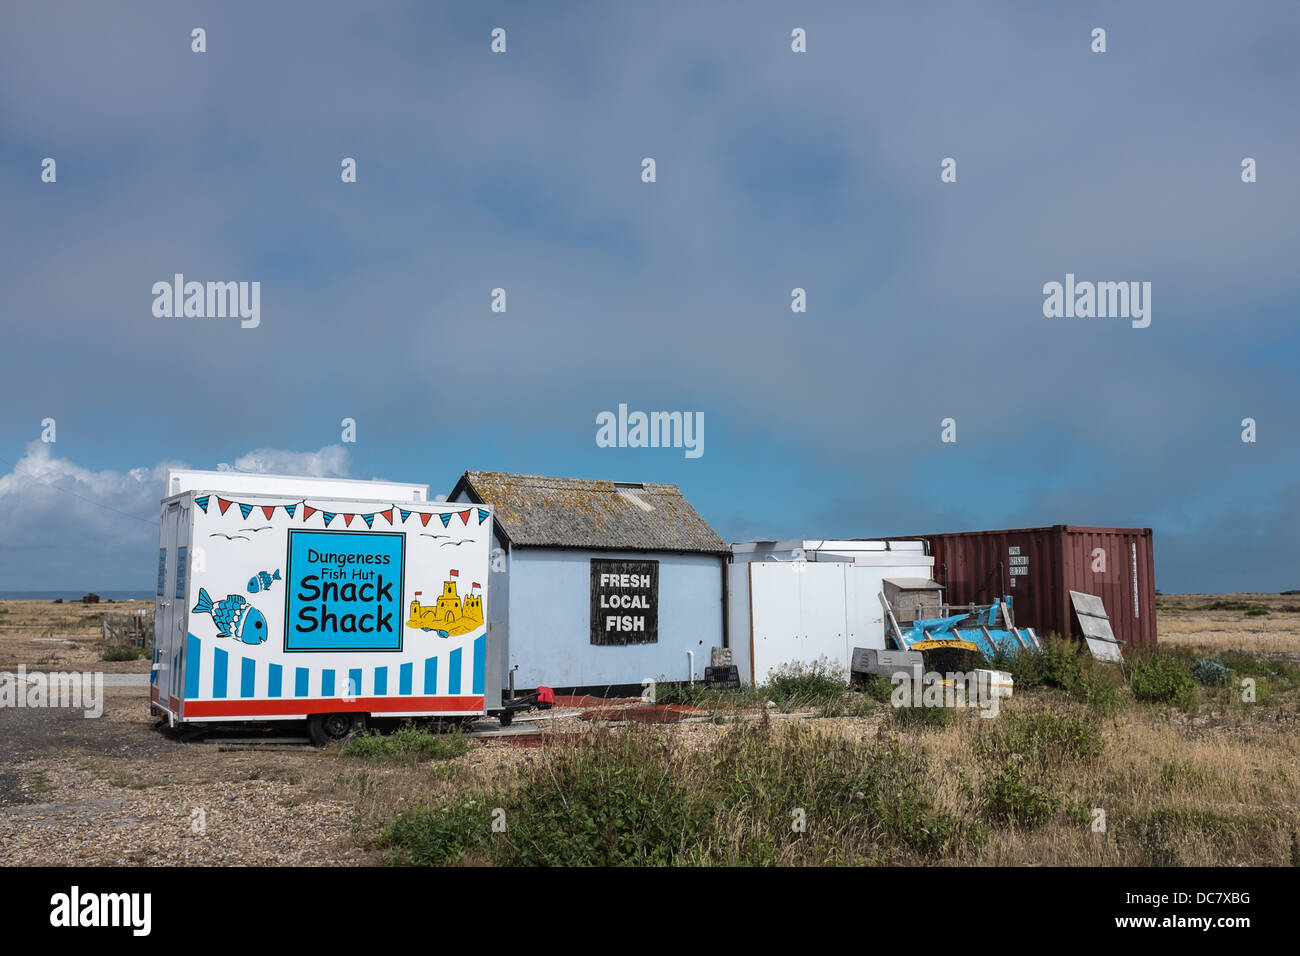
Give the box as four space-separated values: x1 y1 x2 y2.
0 687 371 865
0 765 363 866
0 683 695 865
0 681 819 866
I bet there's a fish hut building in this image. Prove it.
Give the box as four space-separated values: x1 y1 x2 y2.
448 471 730 695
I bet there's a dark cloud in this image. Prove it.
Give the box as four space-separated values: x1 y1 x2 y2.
0 1 1296 591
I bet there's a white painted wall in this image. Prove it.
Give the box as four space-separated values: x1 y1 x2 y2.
729 542 933 683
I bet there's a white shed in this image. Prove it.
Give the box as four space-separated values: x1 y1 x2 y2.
728 540 934 684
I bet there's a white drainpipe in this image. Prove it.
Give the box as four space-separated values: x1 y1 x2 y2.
686 650 695 686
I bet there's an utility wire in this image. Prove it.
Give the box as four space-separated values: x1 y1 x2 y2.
0 454 156 526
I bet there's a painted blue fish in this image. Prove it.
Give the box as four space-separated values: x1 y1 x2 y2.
247 569 281 594
192 588 268 645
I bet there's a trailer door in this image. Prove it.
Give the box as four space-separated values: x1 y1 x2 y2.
151 507 171 707
154 502 188 710
169 503 192 707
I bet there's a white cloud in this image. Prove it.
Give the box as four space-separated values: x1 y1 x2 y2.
0 443 352 590
217 445 351 478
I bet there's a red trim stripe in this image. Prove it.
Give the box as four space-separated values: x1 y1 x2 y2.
183 695 484 718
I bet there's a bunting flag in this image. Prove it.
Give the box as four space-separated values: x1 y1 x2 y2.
194 496 489 534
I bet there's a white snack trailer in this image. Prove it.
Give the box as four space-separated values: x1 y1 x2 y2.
152 470 510 742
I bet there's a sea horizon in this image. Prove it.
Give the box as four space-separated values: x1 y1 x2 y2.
0 590 153 601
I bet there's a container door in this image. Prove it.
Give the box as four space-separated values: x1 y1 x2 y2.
797 563 850 673
749 562 849 681
748 562 803 683
844 565 888 652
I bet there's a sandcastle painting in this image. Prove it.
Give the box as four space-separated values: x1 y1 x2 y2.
406 570 484 637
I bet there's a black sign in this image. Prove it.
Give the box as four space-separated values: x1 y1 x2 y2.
704 665 740 688
590 559 658 645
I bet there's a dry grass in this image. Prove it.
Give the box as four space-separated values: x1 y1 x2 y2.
0 599 153 671
1157 593 1300 656
3 594 1299 866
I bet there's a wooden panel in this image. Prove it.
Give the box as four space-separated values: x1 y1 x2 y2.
1069 590 1108 619
1070 590 1123 662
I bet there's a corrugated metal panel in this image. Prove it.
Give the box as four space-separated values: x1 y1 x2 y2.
881 526 1156 650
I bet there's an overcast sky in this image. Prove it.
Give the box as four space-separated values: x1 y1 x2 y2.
1 1 1296 593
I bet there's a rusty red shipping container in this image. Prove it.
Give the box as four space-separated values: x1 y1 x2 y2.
884 526 1156 650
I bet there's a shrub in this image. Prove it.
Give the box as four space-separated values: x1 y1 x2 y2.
500 729 702 866
1113 807 1274 867
102 644 145 661
1071 668 1124 717
1124 651 1195 710
891 700 957 730
1196 599 1269 613
994 635 1083 691
343 725 471 762
1065 800 1093 827
976 711 1104 766
376 721 987 866
1160 760 1216 790
762 659 847 712
380 799 487 865
980 764 1059 828
860 675 895 703
1218 652 1295 682
1191 657 1233 686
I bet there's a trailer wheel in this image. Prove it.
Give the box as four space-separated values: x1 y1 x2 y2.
309 712 366 746
498 710 514 728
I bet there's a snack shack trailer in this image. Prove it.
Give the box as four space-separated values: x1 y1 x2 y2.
152 470 525 743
